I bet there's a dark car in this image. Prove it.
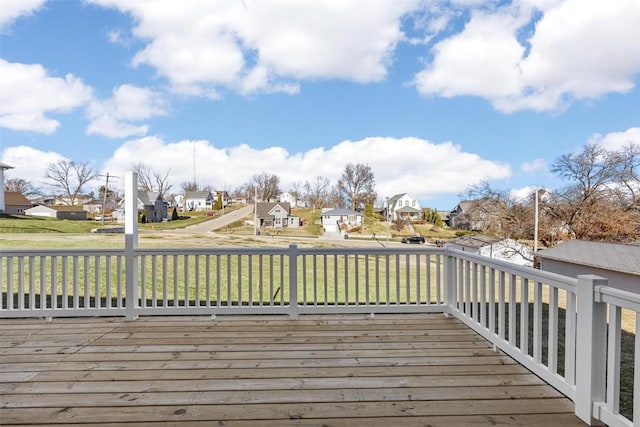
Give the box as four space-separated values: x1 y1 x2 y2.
401 235 425 244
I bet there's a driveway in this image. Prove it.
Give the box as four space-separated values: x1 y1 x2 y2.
176 205 255 233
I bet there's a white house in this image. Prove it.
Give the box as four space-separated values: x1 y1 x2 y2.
0 161 14 213
445 234 534 267
321 208 363 234
386 193 421 222
184 191 214 211
279 191 306 208
538 240 640 293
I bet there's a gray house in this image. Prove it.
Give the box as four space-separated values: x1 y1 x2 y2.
538 240 640 293
115 191 167 223
256 202 300 229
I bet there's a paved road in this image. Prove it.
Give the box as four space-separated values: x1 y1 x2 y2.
175 205 255 233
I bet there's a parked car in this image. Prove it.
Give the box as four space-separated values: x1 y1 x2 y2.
401 235 425 244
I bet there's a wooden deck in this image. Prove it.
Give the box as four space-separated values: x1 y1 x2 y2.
0 314 585 426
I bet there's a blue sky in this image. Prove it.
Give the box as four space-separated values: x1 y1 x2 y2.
1 0 639 209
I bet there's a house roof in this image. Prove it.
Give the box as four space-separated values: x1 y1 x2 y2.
0 161 14 169
28 205 85 212
322 208 363 216
256 202 291 218
185 191 212 199
537 240 640 276
4 191 31 206
138 191 164 206
448 234 501 249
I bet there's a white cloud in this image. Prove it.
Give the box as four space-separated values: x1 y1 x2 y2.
520 158 547 173
87 84 167 138
0 0 46 33
0 59 93 134
100 135 511 202
89 0 417 95
0 145 66 186
588 127 640 151
414 0 640 112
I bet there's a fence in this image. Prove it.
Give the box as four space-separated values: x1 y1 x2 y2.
1 244 637 426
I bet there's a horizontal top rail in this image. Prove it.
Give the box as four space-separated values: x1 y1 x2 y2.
447 249 578 292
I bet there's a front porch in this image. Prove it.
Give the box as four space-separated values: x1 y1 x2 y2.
0 314 584 426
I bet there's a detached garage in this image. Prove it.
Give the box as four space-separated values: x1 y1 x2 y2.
25 205 88 220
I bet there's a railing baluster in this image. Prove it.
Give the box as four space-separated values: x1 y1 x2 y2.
29 257 35 310
508 273 516 346
606 306 622 415
520 277 529 355
18 257 24 310
498 271 505 340
533 281 542 363
488 268 496 334
548 286 558 374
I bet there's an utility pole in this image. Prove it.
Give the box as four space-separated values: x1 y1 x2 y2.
254 186 258 236
98 173 118 226
386 196 390 245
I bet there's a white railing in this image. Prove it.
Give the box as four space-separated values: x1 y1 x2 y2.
447 250 638 427
0 244 637 426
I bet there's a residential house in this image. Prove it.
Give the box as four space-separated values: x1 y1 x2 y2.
256 202 300 229
54 194 94 206
184 191 214 211
212 190 229 207
386 193 421 222
279 191 307 208
25 205 88 220
3 191 31 215
448 199 503 231
114 191 168 223
83 197 120 217
321 208 363 234
446 234 534 267
538 240 640 293
0 161 13 213
30 195 57 206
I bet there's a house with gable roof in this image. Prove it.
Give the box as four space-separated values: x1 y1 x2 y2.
386 193 421 222
184 191 214 211
3 191 31 215
256 202 300 229
321 208 363 234
114 191 167 223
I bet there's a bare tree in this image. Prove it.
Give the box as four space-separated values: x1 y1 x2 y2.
4 177 39 198
45 160 97 205
181 181 199 193
248 172 281 202
304 177 330 211
337 163 377 210
547 143 640 241
133 163 173 195
289 181 304 208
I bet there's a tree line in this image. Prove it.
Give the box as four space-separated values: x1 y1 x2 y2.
463 143 639 244
5 143 638 244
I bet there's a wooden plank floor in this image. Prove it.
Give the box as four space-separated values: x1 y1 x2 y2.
0 314 585 426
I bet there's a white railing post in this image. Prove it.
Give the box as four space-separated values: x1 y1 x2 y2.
443 250 455 317
288 244 298 319
575 275 607 425
125 171 139 321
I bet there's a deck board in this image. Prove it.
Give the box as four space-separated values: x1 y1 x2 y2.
0 314 585 426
